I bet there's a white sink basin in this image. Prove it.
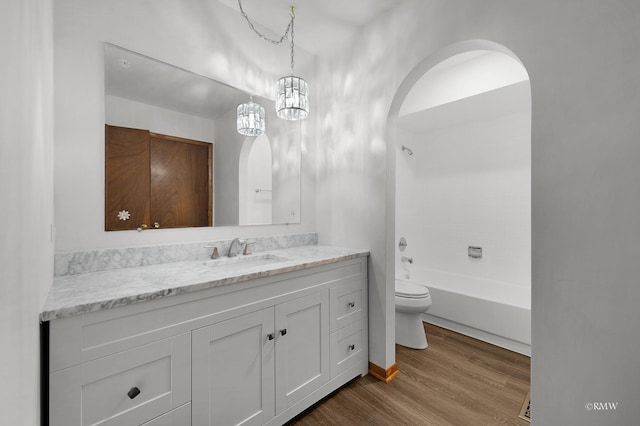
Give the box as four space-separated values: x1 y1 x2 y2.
204 253 289 271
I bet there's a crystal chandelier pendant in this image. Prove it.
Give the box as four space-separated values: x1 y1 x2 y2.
238 1 309 121
237 98 265 136
276 75 309 121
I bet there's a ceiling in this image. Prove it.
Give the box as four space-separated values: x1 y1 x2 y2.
105 44 257 119
104 1 407 120
106 3 532 126
217 0 405 56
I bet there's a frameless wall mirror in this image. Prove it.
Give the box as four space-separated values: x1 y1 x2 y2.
104 43 301 229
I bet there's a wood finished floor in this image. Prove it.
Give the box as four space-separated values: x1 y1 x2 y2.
288 323 531 426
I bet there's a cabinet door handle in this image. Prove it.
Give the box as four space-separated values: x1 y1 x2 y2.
348 344 355 351
153 222 160 229
267 333 275 341
127 386 141 399
280 329 287 336
347 302 355 308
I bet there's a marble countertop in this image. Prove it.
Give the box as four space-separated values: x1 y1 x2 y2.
41 245 369 322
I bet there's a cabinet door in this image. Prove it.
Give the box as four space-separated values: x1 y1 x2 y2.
275 290 330 414
192 307 275 426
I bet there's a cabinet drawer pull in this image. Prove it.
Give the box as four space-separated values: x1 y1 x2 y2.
267 333 275 341
280 329 287 336
347 302 355 308
127 386 141 399
348 344 355 351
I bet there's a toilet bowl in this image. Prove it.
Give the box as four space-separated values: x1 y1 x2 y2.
395 280 432 349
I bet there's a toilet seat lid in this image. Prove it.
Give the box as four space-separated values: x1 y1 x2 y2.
396 281 429 298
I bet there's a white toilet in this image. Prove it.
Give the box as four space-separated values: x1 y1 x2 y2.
395 281 432 349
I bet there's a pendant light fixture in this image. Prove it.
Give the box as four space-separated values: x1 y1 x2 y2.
237 96 265 136
238 1 309 121
275 7 308 120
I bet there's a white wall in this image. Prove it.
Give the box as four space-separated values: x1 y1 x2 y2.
106 95 216 143
316 1 640 424
396 83 531 292
314 10 399 373
271 119 302 224
0 0 54 424
54 0 315 252
215 104 301 226
239 135 273 225
399 50 529 116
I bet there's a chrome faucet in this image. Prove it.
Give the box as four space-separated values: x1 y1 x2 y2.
401 256 413 264
228 237 246 257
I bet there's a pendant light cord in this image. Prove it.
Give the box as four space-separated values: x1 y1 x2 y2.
238 0 294 45
289 7 295 74
238 0 297 74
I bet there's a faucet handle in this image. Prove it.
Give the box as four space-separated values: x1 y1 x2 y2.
204 245 220 259
243 238 257 255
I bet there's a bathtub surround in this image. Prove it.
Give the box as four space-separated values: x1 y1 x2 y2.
54 232 318 277
396 82 531 289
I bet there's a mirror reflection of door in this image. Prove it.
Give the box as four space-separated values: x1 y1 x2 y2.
105 125 212 231
239 135 273 225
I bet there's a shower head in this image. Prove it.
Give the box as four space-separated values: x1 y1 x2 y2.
402 145 413 156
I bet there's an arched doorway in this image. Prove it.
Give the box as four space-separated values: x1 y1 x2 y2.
388 40 532 354
238 134 273 225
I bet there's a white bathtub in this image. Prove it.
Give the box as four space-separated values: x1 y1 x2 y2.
397 267 531 355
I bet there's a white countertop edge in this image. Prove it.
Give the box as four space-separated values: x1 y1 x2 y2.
41 246 369 322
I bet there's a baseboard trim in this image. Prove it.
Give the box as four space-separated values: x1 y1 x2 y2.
368 362 399 383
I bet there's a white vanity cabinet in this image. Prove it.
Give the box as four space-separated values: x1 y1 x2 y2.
47 256 368 426
192 290 330 426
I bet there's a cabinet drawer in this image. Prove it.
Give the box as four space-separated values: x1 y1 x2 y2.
330 319 367 378
330 278 367 332
50 333 190 426
141 403 191 426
